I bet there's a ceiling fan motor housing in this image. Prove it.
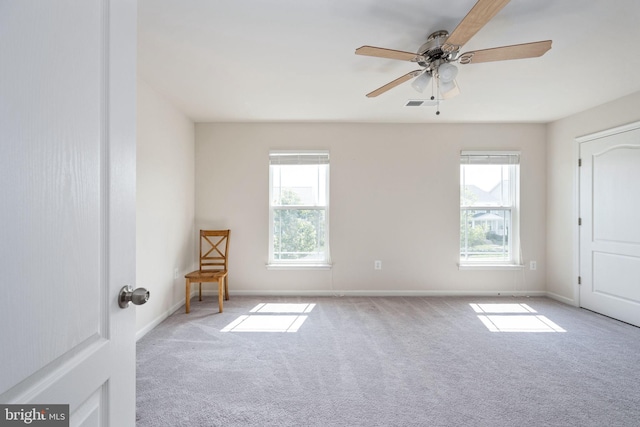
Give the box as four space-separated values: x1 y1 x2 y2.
417 30 457 69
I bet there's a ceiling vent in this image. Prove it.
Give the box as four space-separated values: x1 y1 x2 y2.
405 99 440 107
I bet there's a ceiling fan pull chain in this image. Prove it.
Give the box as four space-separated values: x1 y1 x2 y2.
431 77 435 101
436 77 441 115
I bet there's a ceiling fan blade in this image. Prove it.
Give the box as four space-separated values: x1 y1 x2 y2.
459 40 552 64
365 70 422 98
443 0 511 52
356 46 423 62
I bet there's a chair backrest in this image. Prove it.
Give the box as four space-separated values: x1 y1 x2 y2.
199 229 230 272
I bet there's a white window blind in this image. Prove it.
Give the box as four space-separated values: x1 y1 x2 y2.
269 152 330 165
460 152 520 165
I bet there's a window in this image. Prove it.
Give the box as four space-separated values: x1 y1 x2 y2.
460 151 520 266
268 151 330 267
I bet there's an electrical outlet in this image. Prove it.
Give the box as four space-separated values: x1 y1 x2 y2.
174 268 179 279
374 260 382 270
530 261 537 271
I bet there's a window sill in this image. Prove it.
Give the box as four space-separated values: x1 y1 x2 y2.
266 263 333 271
458 263 524 271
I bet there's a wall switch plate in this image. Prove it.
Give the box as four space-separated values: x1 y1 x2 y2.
530 261 537 270
374 260 382 270
174 268 179 279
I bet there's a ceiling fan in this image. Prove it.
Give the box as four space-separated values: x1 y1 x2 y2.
355 0 552 105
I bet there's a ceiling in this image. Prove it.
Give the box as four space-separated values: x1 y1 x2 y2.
138 0 640 123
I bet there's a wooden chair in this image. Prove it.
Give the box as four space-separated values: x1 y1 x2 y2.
184 230 230 313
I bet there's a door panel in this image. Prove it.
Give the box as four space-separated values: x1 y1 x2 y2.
0 1 136 425
579 124 640 327
0 0 103 394
593 252 640 302
593 146 640 243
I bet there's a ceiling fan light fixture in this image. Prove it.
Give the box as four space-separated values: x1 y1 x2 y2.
439 80 460 99
438 62 458 82
439 79 455 93
411 71 432 93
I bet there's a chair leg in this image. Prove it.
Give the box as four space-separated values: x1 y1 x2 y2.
218 276 224 313
185 279 191 313
198 283 202 301
224 275 229 301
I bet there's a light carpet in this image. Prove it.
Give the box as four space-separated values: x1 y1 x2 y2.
136 296 640 426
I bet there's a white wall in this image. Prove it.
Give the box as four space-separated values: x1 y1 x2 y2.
546 91 640 304
195 122 547 296
131 86 640 330
136 78 195 337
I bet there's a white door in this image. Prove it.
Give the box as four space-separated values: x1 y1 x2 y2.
0 1 137 426
579 122 640 327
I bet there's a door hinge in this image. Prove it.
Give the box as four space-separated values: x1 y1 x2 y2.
578 218 582 226
578 276 582 285
578 158 582 167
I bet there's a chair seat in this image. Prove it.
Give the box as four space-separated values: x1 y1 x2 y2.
185 269 227 280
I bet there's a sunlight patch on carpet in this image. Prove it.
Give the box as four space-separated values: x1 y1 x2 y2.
470 303 566 332
470 303 537 314
221 315 307 332
222 303 316 332
477 314 566 332
250 303 316 314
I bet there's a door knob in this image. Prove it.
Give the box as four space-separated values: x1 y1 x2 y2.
118 285 150 308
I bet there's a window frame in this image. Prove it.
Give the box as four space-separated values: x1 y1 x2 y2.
459 151 522 269
267 150 331 269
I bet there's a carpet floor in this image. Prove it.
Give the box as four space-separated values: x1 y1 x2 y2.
136 296 640 426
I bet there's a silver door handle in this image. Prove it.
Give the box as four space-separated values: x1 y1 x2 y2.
118 285 150 308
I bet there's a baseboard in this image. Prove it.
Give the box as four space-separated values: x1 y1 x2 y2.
201 289 548 298
545 291 577 307
136 298 186 341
